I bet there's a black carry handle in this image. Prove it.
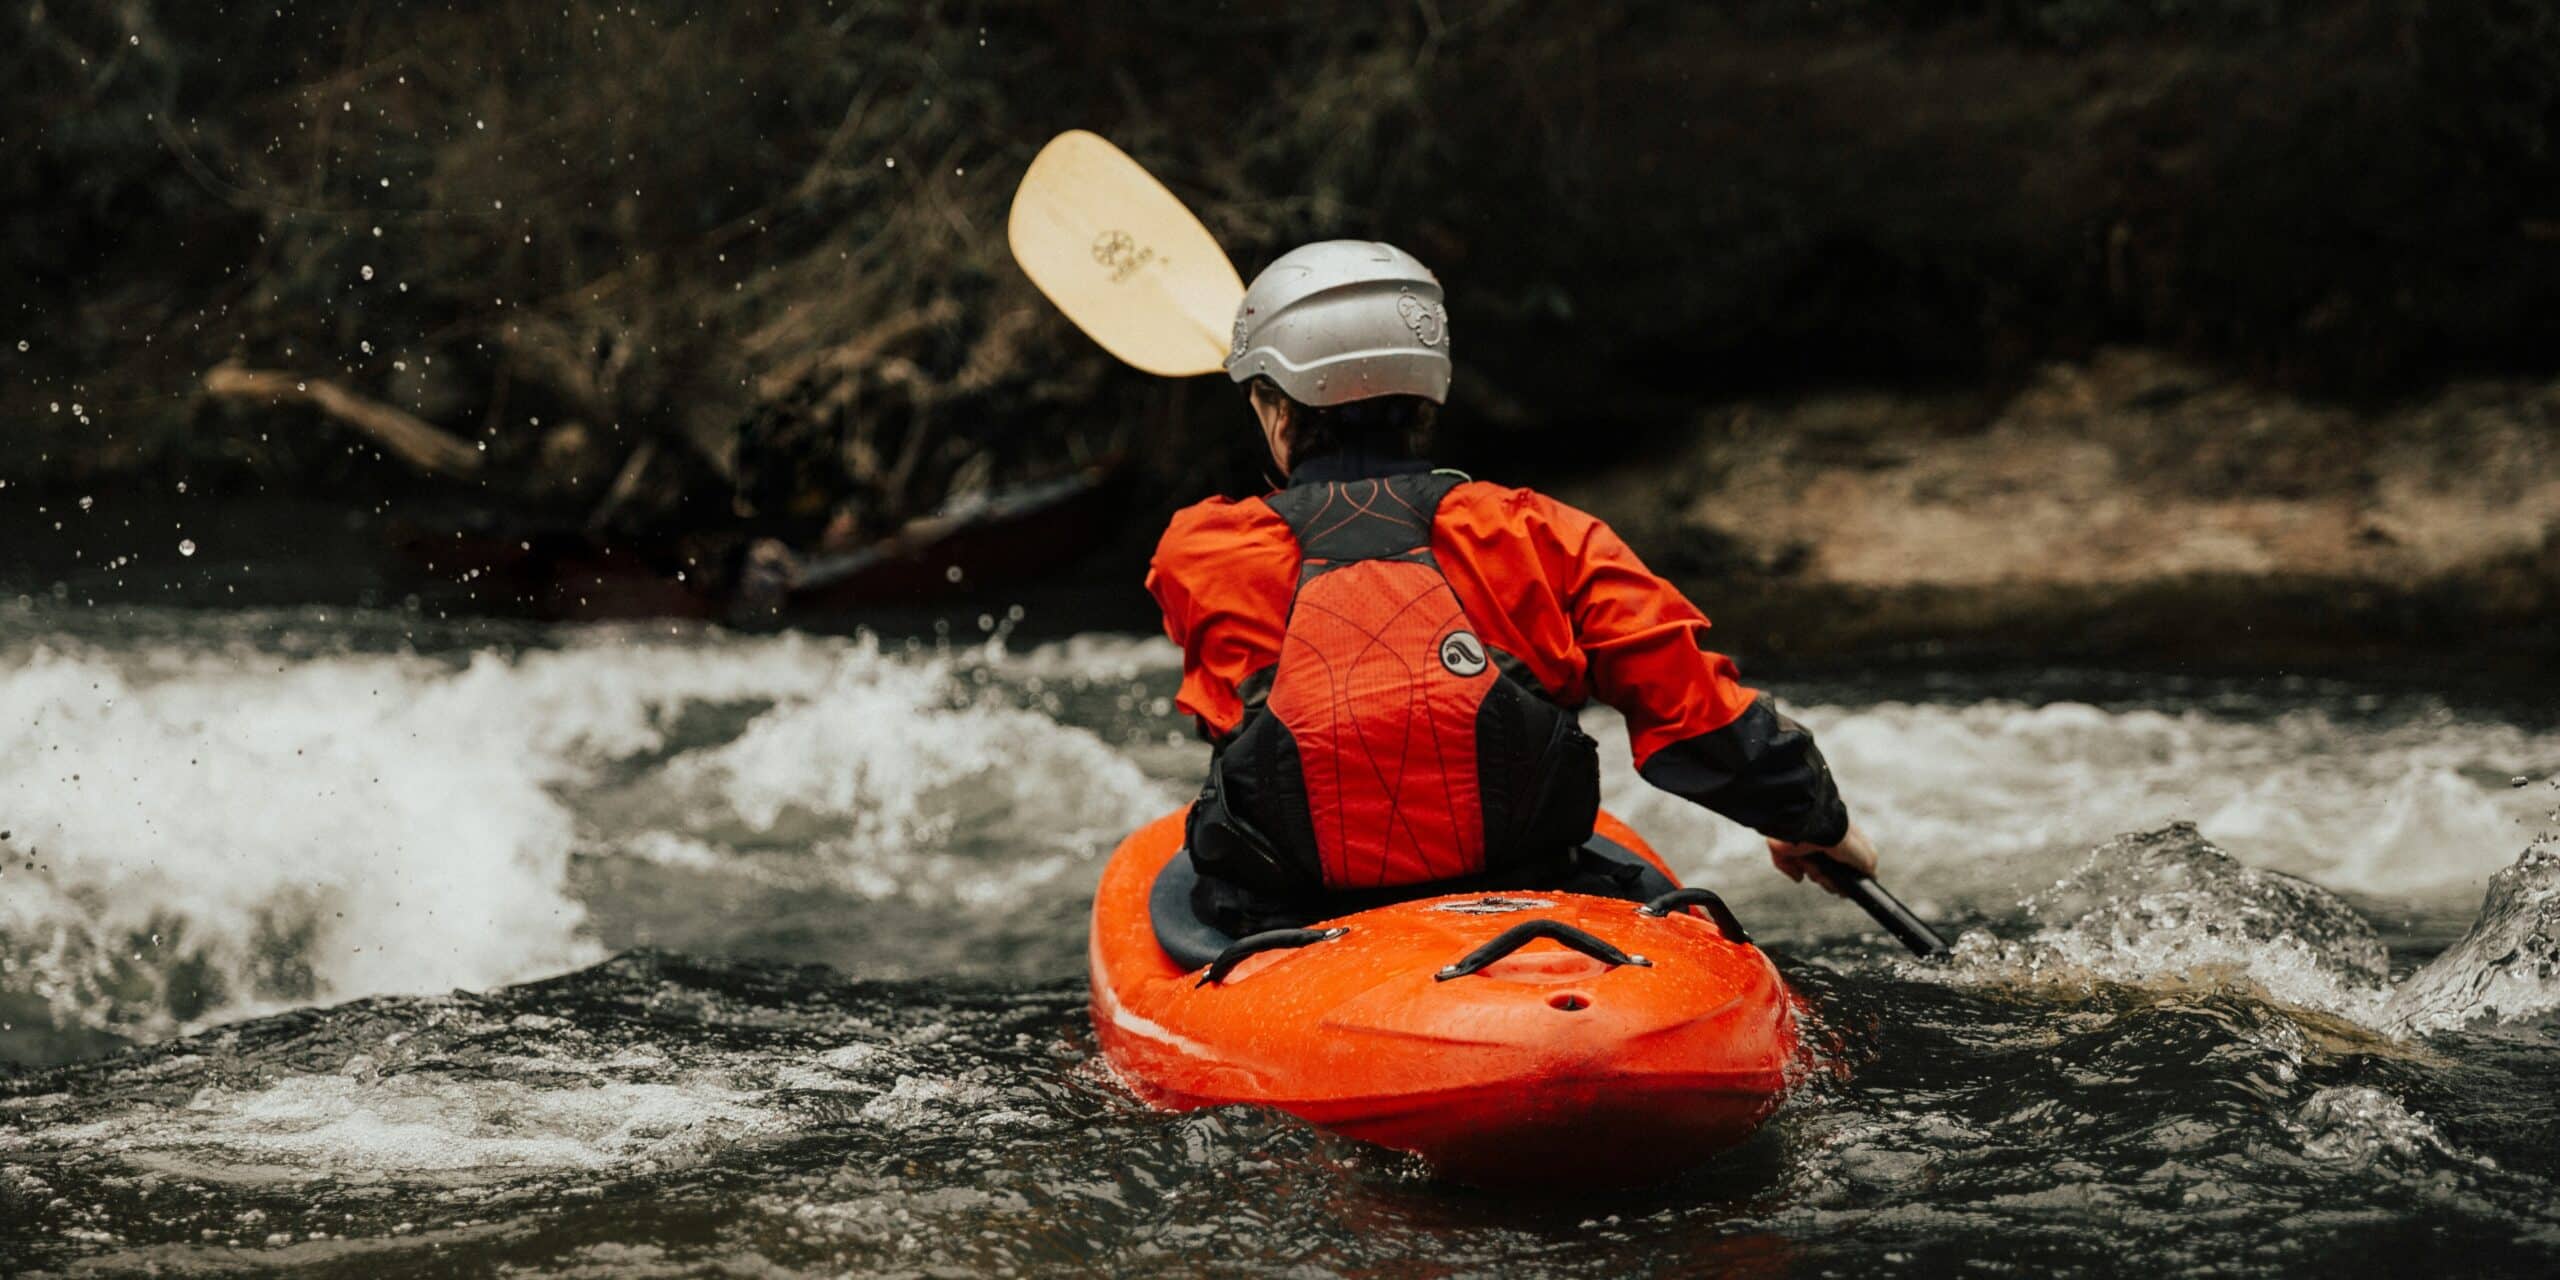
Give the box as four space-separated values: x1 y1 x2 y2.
1635 887 1753 945
1810 854 1950 958
1196 926 1347 987
1434 919 1652 982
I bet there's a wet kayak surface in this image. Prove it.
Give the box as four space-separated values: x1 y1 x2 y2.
4 602 2559 1276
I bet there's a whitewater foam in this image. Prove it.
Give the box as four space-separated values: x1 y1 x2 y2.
0 640 604 1037
6 610 2551 1049
1593 696 2560 911
626 648 1168 876
0 624 1173 1042
166 1071 781 1174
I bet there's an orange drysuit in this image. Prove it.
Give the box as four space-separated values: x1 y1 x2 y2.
1149 454 1848 916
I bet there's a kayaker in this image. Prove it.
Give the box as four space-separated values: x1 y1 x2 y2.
1149 240 1879 935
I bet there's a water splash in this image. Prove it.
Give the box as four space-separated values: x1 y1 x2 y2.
2287 1086 2456 1168
1942 824 2390 1020
2389 845 2560 1034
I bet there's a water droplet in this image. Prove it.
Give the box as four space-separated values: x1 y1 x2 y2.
178 539 196 557
13 340 24 351
2516 776 2536 789
77 496 93 511
885 157 897 169
360 265 376 281
944 564 964 583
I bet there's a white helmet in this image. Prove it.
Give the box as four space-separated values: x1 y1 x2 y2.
1224 240 1451 406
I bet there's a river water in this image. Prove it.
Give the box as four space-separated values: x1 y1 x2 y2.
3 599 2558 1276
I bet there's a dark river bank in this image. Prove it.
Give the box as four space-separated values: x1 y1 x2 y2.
1 600 2557 1276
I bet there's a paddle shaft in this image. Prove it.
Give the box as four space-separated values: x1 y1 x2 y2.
1811 854 1949 957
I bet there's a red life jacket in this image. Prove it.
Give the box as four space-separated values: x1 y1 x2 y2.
1188 471 1600 909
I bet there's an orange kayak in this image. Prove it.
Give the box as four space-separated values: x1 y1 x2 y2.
1088 808 1800 1187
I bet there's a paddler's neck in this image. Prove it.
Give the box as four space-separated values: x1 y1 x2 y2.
1284 450 1436 487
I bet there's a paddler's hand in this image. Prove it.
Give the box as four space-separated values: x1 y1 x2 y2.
1768 823 1879 897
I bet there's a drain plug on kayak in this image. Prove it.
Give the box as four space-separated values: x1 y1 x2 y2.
1549 993 1590 1012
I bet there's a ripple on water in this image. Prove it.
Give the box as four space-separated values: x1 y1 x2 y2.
3 945 2558 1277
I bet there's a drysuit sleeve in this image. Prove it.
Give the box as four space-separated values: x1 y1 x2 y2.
1145 498 1299 742
1529 495 1852 847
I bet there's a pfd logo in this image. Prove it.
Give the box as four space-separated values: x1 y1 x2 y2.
1438 630 1488 677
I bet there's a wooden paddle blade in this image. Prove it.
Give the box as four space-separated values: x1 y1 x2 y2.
1007 131 1244 377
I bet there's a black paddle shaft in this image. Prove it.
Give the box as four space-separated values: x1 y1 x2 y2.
1811 854 1950 958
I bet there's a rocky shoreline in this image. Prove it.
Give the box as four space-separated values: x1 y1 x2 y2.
1565 350 2560 666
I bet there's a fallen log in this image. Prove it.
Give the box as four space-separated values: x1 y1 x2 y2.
203 363 485 475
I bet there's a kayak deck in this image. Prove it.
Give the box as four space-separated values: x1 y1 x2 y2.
1089 810 1799 1186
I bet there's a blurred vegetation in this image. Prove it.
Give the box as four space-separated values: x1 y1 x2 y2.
5 0 2557 549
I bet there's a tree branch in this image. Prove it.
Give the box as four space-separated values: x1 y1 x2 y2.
203 363 485 476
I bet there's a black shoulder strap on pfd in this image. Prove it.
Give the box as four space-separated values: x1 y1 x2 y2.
1261 471 1467 579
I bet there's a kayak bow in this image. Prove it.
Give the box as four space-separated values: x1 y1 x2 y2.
1088 809 1800 1187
